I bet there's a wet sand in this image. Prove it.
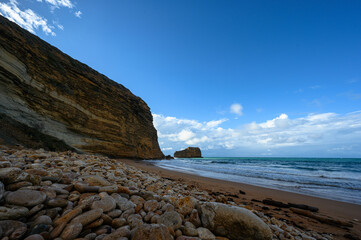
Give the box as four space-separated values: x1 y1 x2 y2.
120 159 361 239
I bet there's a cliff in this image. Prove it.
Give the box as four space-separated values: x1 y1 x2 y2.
0 15 164 159
174 147 202 158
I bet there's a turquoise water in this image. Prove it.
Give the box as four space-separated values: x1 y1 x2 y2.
149 157 361 205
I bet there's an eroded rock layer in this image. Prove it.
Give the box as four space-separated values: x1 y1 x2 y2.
0 16 163 159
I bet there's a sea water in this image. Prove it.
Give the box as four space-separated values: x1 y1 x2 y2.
149 157 361 205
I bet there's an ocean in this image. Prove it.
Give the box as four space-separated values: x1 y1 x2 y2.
149 157 361 205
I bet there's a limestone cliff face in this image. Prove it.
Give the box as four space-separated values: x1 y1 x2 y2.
0 16 164 159
174 147 202 158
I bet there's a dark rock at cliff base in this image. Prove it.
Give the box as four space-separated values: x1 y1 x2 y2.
174 147 202 158
0 15 164 159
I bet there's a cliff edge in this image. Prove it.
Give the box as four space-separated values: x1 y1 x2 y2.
0 15 164 159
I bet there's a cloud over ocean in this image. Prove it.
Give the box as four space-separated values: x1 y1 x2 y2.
153 111 361 157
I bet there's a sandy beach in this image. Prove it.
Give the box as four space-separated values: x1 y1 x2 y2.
121 159 361 239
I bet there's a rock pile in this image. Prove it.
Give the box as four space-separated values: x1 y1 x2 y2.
0 145 332 240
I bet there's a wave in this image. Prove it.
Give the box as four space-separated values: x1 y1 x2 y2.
151 157 361 204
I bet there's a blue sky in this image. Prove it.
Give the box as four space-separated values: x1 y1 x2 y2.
1 0 360 157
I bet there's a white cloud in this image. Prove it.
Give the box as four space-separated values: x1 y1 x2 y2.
186 136 210 145
57 24 63 30
74 10 82 18
258 113 289 129
230 103 243 116
206 119 227 128
153 111 361 157
161 147 173 151
53 21 64 30
0 0 55 36
0 0 81 36
178 130 195 141
41 0 74 9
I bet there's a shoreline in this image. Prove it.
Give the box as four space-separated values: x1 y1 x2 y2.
146 161 361 206
120 159 361 237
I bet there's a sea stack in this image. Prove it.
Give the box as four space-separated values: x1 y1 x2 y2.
0 15 163 159
174 147 202 158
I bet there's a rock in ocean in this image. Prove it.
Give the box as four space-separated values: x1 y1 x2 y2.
174 147 202 158
0 15 163 159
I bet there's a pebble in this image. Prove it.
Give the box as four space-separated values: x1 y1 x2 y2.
6 181 32 191
60 223 83 240
70 209 103 226
174 196 197 216
102 226 130 240
101 213 113 225
176 237 201 240
144 199 159 212
197 227 216 240
29 204 44 215
127 214 143 228
132 224 172 240
32 215 52 227
0 206 29 220
111 193 135 211
47 198 68 207
183 222 198 237
158 211 182 230
107 209 122 218
84 218 103 229
189 209 201 228
91 194 116 212
50 222 66 238
74 182 100 193
84 233 97 240
84 175 111 186
0 220 27 239
130 195 145 212
162 203 175 212
0 181 4 200
0 167 22 183
24 234 45 240
5 190 46 207
112 217 127 228
99 185 118 193
29 224 50 235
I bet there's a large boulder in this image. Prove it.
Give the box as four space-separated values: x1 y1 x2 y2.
0 15 163 159
198 202 272 240
174 147 202 158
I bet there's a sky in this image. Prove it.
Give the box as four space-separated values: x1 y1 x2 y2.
1 0 360 157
